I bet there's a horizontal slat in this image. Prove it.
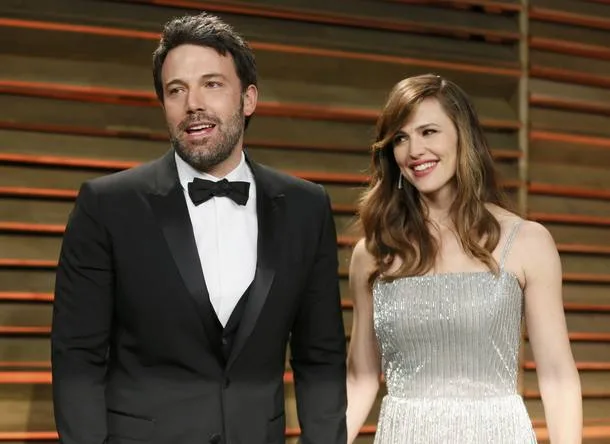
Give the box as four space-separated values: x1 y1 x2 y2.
563 273 610 284
0 121 510 163
5 424 610 443
0 151 520 173
0 79 521 130
530 212 610 227
529 77 610 111
532 416 610 428
0 123 375 172
530 65 610 89
0 425 380 442
0 292 53 302
2 367 609 424
2 421 610 441
0 259 56 269
530 130 610 150
538 425 610 441
530 94 610 117
382 0 521 14
2 0 520 67
24 228 610 255
4 365 610 387
524 390 610 399
0 326 50 335
25 211 598 237
0 431 58 442
525 361 610 371
0 179 523 201
529 183 610 201
338 237 610 256
8 260 610 287
529 109 610 140
564 304 610 314
0 222 64 235
0 187 76 200
530 15 610 52
530 37 610 62
0 120 167 142
0 371 51 384
4 204 604 231
6 291 609 315
338 270 610 284
556 244 610 255
0 120 519 159
0 18 521 78
566 332 610 342
530 6 610 32
0 169 370 189
0 370 303 385
0 139 372 157
0 361 50 370
114 0 520 42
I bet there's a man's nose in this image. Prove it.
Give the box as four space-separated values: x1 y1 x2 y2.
186 89 206 112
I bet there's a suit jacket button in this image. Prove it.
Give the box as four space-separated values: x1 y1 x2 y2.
209 433 222 444
223 378 231 388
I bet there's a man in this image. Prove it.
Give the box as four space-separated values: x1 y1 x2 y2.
51 12 347 444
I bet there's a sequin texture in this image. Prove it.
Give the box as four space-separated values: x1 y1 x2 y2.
372 221 537 443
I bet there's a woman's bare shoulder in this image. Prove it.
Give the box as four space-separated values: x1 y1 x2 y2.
486 203 555 252
351 238 377 273
486 203 521 226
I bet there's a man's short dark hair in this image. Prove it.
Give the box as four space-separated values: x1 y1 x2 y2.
152 12 257 103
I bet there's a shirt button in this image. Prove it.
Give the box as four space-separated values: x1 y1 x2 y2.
209 433 222 444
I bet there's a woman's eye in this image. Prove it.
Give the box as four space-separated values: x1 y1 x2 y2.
393 135 407 144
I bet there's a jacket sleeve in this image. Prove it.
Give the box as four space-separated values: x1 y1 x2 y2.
52 181 113 444
290 187 347 444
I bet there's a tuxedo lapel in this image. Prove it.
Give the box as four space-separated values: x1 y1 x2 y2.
226 158 284 370
146 151 223 360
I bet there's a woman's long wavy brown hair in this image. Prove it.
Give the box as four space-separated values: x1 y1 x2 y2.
359 74 509 285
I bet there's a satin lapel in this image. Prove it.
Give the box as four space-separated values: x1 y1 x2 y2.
226 160 284 371
146 151 223 360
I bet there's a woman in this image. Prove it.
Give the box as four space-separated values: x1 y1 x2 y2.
346 74 582 443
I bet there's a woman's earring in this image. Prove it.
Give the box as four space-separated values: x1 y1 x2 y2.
397 174 403 190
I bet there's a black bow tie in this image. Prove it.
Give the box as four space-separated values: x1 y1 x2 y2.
187 177 250 206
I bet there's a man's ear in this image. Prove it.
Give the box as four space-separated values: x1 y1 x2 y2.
243 84 258 117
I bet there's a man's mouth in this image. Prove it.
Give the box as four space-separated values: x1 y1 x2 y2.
184 123 216 136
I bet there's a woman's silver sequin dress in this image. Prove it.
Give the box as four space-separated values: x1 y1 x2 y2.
372 221 537 443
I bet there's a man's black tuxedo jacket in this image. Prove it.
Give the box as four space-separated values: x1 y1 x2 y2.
51 150 347 444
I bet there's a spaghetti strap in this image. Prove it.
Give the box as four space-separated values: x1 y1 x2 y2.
499 219 523 269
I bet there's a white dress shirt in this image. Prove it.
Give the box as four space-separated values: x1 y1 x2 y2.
175 151 258 326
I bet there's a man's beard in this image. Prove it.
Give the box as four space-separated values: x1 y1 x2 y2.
171 104 245 173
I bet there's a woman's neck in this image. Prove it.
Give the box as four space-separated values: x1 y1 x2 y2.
420 189 456 229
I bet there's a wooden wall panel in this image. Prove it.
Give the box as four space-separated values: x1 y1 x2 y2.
0 0 608 442
526 0 610 435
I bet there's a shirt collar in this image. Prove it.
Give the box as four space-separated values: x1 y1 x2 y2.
175 150 252 191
